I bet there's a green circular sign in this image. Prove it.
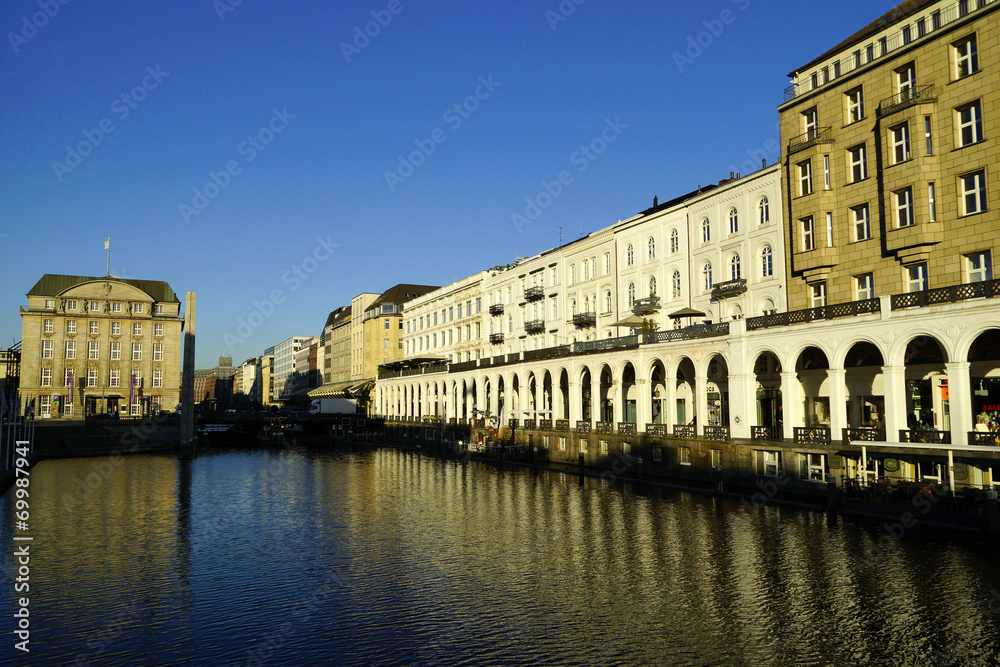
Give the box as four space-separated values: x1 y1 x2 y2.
883 458 900 473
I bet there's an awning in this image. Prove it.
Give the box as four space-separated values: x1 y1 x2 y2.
308 381 356 399
381 356 448 370
668 307 707 319
611 315 650 328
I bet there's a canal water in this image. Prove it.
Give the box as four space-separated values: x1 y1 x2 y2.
3 444 1000 666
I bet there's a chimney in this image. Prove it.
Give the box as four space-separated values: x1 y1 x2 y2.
653 195 658 207
762 158 767 169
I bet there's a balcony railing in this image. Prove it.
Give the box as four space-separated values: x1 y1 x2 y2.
595 421 613 434
746 298 880 331
787 126 833 155
489 333 504 345
891 279 1000 310
524 286 544 302
576 421 592 433
522 419 536 430
646 424 666 437
555 419 570 431
752 426 782 442
969 432 1000 446
489 303 504 316
843 427 885 443
572 312 596 328
674 425 696 439
643 322 729 344
574 335 638 354
794 427 831 444
704 426 730 441
539 419 552 430
631 296 660 315
524 319 545 335
523 345 572 363
878 84 936 118
899 428 951 445
618 423 637 436
710 278 747 300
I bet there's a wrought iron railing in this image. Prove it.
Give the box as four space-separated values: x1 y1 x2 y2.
555 419 570 431
891 279 1000 310
523 345 572 362
642 323 729 344
576 420 592 433
618 422 637 436
574 335 638 354
595 421 613 434
539 419 553 430
794 427 831 444
489 333 504 345
746 298 880 331
524 286 545 302
752 426 782 442
646 424 666 437
489 303 504 316
710 278 747 300
525 319 545 334
508 419 519 428
704 426 730 441
843 427 885 442
631 296 660 314
449 360 477 373
572 312 596 328
878 84 936 118
969 432 1000 446
787 126 833 155
673 425 696 439
522 419 536 430
899 428 951 444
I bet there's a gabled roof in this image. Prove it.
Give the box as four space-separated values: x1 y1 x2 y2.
369 284 438 309
27 274 180 303
324 306 351 330
790 0 935 75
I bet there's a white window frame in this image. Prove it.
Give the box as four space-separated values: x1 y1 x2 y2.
703 263 713 292
65 340 76 359
906 263 928 293
153 342 163 361
801 217 815 251
758 197 769 225
954 35 978 78
853 204 871 241
891 123 910 164
87 368 98 387
728 207 739 234
66 320 76 334
811 282 827 308
957 102 983 147
88 340 100 359
701 217 711 243
111 341 121 360
799 453 827 482
849 145 867 182
89 321 99 334
40 367 52 387
847 87 864 123
761 245 773 278
961 171 987 216
966 251 993 283
109 368 120 388
154 323 163 336
798 160 813 196
895 187 914 228
670 229 679 253
43 319 53 333
856 273 874 301
132 342 142 361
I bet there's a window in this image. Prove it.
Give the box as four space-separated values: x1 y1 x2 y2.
65 300 77 310
89 321 99 334
45 299 54 309
64 369 73 387
111 341 120 360
580 440 588 454
701 217 711 243
649 277 657 297
570 265 576 285
895 187 914 227
626 282 636 307
647 237 655 260
824 155 831 190
856 273 874 301
826 213 834 247
384 338 389 350
679 447 691 465
112 302 122 313
957 102 983 147
43 319 53 333
966 251 993 283
152 369 163 389
133 303 143 314
761 245 773 278
133 323 142 336
924 116 933 155
154 304 164 315
582 261 589 281
65 340 76 359
800 453 827 481
961 171 987 215
907 263 928 292
803 107 818 139
153 343 163 361
853 204 871 241
66 320 76 334
728 207 739 234
896 63 916 102
932 9 941 30
384 318 390 330
811 282 826 308
801 217 815 251
626 244 634 266
916 18 925 37
731 253 741 281
959 0 970 16
41 367 52 387
109 368 120 388
87 369 97 387
88 341 99 360
703 263 713 291
760 450 782 477
954 35 978 78
848 145 867 182
846 87 864 123
758 197 769 225
154 323 163 336
890 123 910 164
928 182 936 221
798 160 813 196
672 271 681 298
132 342 142 361
902 25 911 45
604 253 611 275
670 229 679 253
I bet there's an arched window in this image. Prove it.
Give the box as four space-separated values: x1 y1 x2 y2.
507 315 513 333
729 207 739 234
731 253 741 280
703 262 713 291
604 290 612 313
671 270 681 298
628 282 635 306
759 196 770 225
648 236 655 260
582 261 589 281
670 228 679 253
731 304 743 320
571 299 577 316
701 218 711 243
761 244 773 277
584 296 590 313
626 244 634 266
649 276 657 296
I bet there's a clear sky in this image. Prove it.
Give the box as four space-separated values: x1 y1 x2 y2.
1 0 899 368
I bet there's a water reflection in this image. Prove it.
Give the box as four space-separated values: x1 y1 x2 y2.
1 446 999 665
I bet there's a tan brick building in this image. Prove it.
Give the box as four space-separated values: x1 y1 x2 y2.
19 275 183 418
780 0 998 310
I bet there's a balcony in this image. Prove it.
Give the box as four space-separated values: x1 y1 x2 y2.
787 126 834 155
524 319 545 335
574 335 638 354
572 312 596 328
746 298 880 331
710 278 747 300
878 85 936 118
631 296 660 315
524 286 544 302
489 303 504 316
891 279 1000 310
489 333 504 345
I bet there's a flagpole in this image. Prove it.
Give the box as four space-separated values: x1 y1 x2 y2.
106 236 111 276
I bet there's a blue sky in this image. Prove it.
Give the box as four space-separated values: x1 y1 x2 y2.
0 0 899 368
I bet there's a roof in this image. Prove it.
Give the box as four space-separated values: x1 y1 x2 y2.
324 306 351 330
790 0 936 75
27 274 180 303
369 284 438 309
